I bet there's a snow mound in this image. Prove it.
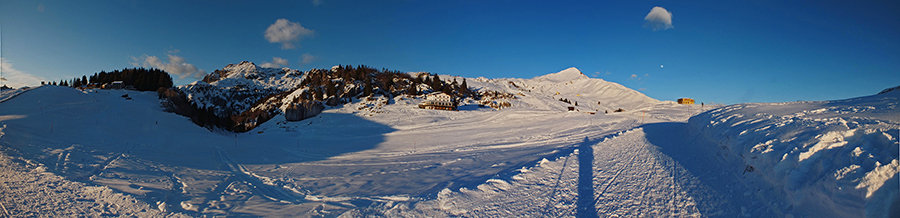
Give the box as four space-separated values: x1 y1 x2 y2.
689 92 900 218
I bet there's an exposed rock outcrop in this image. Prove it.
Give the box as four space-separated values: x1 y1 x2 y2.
285 102 325 121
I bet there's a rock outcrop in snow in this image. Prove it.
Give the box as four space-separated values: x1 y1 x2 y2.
284 102 325 121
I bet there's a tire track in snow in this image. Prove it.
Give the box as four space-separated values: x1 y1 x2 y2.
593 130 647 202
589 127 712 217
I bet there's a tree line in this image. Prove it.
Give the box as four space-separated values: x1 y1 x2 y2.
296 64 474 105
47 67 173 92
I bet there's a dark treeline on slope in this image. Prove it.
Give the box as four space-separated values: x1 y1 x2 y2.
157 88 236 131
294 64 474 105
159 64 478 132
50 68 173 92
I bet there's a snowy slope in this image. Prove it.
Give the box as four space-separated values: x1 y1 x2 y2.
464 67 659 112
0 86 34 103
5 66 893 217
0 71 694 217
688 89 900 217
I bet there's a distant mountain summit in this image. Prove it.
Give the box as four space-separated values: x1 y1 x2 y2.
180 61 303 117
469 67 658 112
532 67 588 82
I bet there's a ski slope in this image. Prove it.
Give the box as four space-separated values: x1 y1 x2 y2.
0 71 897 217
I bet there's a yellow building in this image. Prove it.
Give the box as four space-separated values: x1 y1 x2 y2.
677 98 695 105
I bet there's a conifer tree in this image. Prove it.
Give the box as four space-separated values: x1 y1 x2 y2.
408 83 418 96
460 78 468 96
432 75 442 92
363 77 374 96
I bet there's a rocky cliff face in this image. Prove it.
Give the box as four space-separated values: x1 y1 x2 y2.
284 102 325 121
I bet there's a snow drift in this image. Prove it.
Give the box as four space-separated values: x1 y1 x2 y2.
689 88 900 217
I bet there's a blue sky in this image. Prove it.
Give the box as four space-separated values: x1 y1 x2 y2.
2 0 898 104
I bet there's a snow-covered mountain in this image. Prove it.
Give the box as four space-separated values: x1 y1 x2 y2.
179 61 304 117
173 63 658 132
465 67 659 112
2 64 895 217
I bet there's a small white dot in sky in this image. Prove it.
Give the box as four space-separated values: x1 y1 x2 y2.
660 65 664 68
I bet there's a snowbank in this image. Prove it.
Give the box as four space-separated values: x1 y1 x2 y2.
688 90 900 218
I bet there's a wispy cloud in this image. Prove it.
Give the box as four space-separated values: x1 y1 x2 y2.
644 6 673 31
592 71 612 77
260 57 289 68
265 19 314 50
300 53 319 66
311 0 323 6
0 58 46 88
629 73 650 80
130 50 206 79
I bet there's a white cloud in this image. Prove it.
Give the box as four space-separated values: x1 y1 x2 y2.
644 6 673 31
260 57 290 68
311 0 323 6
131 51 206 80
265 19 314 50
300 53 319 66
630 74 638 79
0 58 46 88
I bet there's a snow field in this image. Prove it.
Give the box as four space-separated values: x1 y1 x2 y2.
0 145 186 217
2 70 894 217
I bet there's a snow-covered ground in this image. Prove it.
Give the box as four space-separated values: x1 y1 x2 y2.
688 89 900 217
0 69 896 217
0 86 33 103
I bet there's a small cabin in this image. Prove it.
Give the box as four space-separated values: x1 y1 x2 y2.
567 106 575 111
418 92 458 111
108 81 125 89
677 98 695 105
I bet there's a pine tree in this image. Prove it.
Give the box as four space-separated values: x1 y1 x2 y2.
363 77 374 96
314 89 323 101
408 83 418 96
460 78 468 96
325 79 336 97
432 75 442 92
